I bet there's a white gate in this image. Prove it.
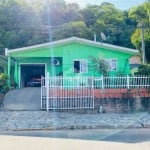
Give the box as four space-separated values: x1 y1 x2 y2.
41 75 94 110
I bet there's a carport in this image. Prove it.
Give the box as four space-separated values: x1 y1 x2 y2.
20 64 45 88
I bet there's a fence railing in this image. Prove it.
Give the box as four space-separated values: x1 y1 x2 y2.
41 74 150 110
94 75 150 89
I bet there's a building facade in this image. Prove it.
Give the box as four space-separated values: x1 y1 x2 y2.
5 37 138 88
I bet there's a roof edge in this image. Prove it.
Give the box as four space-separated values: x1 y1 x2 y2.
7 37 139 55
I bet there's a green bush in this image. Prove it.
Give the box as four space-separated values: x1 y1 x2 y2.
89 55 110 76
0 73 9 94
134 64 150 75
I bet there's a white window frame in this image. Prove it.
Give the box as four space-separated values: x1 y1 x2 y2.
105 59 117 71
73 59 88 73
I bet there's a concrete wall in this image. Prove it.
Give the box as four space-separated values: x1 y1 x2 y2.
94 98 150 113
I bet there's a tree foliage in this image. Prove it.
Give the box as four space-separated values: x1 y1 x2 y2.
129 0 150 62
0 0 149 61
135 64 150 75
0 73 8 94
89 55 110 76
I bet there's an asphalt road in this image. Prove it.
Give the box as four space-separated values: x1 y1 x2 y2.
0 128 150 143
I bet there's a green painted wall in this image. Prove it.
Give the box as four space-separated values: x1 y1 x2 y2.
61 43 131 76
9 42 133 86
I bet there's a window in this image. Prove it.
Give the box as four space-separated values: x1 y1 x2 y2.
106 59 117 71
73 60 88 73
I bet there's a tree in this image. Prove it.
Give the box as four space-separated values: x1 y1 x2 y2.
129 0 150 62
0 0 147 55
89 55 110 76
0 73 8 94
80 5 99 27
52 21 94 40
94 2 134 47
0 0 44 50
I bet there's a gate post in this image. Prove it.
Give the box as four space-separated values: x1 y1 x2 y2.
101 75 104 89
46 72 50 111
92 76 95 109
127 75 130 89
41 75 44 109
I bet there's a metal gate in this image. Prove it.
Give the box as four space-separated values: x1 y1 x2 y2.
41 75 94 110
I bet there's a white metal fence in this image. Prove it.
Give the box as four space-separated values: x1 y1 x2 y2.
41 75 94 110
94 75 150 89
41 74 150 110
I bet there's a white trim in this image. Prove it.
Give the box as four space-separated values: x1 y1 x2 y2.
7 37 139 55
19 63 47 88
5 48 8 56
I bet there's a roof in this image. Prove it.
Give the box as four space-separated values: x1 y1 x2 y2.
5 37 139 55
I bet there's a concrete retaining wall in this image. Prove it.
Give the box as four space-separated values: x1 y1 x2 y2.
94 98 150 113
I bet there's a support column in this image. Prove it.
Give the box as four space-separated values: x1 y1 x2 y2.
14 60 18 86
7 56 11 87
46 72 50 111
18 64 21 88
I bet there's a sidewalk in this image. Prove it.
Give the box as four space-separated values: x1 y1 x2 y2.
0 110 149 131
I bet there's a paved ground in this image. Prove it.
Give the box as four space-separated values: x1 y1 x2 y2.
2 88 41 110
0 110 149 131
0 89 150 148
0 88 150 131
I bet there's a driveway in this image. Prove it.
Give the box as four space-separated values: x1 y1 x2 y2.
2 88 41 110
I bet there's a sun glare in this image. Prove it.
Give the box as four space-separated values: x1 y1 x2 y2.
65 0 81 3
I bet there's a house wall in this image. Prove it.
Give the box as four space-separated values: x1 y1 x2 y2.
9 42 132 86
61 43 131 76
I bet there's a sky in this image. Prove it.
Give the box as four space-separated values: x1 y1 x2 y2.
65 0 146 10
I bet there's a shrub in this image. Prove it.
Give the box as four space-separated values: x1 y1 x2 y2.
89 55 110 76
134 64 150 75
0 73 9 94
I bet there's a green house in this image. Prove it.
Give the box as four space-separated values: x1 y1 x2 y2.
5 37 138 88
